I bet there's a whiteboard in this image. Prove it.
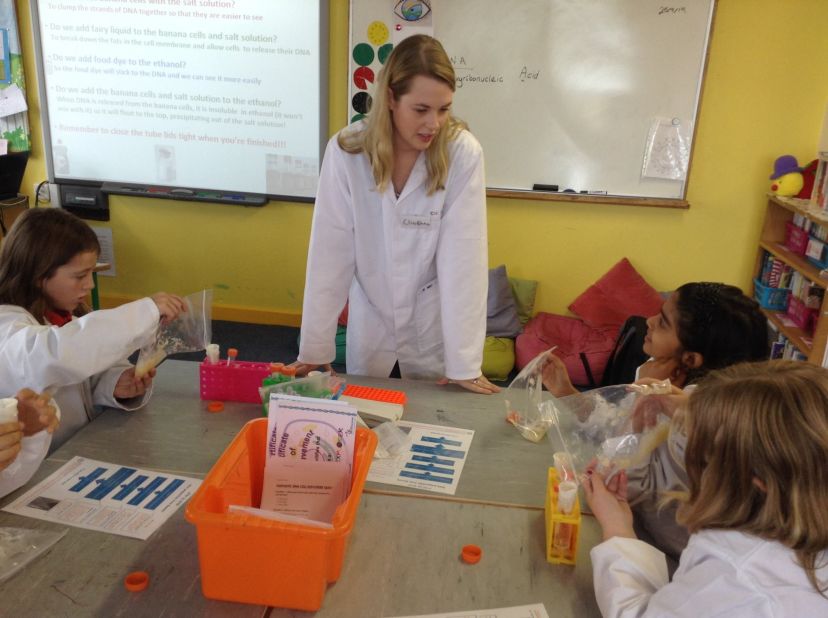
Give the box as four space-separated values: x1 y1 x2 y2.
349 0 715 200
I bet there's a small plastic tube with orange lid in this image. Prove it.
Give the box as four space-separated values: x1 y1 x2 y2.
226 348 238 366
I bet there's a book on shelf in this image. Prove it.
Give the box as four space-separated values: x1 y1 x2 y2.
770 331 808 362
811 157 828 212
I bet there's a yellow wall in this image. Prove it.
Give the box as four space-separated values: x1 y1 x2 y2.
14 0 828 324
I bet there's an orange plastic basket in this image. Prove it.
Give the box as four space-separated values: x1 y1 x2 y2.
185 418 377 610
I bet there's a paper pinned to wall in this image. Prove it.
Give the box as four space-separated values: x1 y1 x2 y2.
641 117 693 181
0 84 26 118
92 226 116 277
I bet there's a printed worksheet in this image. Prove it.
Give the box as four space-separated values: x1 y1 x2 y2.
388 603 549 618
2 456 200 540
367 421 474 495
262 394 358 522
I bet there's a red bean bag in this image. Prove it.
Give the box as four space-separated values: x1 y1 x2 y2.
515 312 617 386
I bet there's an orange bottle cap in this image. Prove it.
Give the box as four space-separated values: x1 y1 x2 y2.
281 366 297 376
124 570 150 592
269 362 285 372
461 544 482 564
207 401 224 413
227 348 238 358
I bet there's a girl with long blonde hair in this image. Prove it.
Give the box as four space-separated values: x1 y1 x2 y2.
295 35 498 393
584 360 828 616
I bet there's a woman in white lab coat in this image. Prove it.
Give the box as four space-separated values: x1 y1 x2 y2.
0 208 185 497
583 360 828 617
295 35 498 394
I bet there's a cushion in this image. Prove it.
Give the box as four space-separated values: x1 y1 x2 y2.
515 312 617 386
481 336 515 381
487 265 522 338
509 276 539 325
568 258 663 329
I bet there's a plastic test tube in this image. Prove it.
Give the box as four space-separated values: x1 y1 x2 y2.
227 348 238 366
206 344 220 364
553 451 576 482
553 480 578 551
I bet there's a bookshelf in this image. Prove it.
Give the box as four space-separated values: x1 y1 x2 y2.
753 193 828 365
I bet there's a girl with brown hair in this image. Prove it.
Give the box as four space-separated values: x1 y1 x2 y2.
0 207 185 496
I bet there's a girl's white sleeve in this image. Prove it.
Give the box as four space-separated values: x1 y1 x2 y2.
591 536 775 617
0 396 62 499
90 364 153 411
591 537 669 617
0 298 159 393
298 138 357 365
436 132 488 380
0 431 51 498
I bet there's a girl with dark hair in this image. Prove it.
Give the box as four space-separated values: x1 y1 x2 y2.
624 282 771 561
542 282 770 560
0 207 186 497
586 361 828 616
542 282 769 395
637 282 770 385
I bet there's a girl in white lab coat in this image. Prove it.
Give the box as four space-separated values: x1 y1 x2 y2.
0 208 185 497
295 34 498 394
584 360 828 617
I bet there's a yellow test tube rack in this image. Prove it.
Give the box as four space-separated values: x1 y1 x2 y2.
544 467 581 565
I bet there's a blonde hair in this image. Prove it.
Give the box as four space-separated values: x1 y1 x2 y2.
678 361 828 595
338 34 466 195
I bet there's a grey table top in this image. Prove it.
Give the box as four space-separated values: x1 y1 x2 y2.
0 360 601 617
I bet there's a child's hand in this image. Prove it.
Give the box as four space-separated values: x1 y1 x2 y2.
630 379 688 431
0 420 22 471
582 466 636 542
150 292 187 325
114 367 154 400
289 361 333 376
15 389 59 436
541 352 578 397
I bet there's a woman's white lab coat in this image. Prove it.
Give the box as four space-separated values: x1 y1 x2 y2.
591 530 828 617
0 299 159 497
299 126 488 381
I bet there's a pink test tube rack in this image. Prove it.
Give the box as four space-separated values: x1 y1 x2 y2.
199 360 273 403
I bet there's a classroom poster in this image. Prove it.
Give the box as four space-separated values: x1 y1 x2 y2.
0 0 29 151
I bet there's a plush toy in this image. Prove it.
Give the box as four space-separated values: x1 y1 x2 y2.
797 159 819 200
770 155 804 197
